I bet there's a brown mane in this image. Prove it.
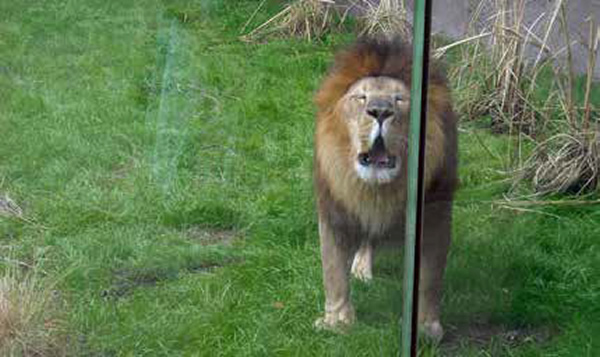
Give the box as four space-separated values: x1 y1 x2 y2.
315 37 449 115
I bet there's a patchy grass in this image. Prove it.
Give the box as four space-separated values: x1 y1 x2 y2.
0 0 598 355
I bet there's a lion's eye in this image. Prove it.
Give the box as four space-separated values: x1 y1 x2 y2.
353 94 367 103
395 94 404 103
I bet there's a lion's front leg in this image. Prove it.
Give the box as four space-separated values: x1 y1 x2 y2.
418 200 452 343
315 219 356 331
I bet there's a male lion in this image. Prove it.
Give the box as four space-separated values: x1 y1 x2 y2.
313 37 457 341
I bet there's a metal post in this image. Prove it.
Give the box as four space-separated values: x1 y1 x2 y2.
401 0 432 356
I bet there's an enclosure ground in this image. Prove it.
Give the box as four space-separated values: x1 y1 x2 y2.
0 0 598 356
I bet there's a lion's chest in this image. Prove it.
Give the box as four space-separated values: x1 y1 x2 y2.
333 181 405 237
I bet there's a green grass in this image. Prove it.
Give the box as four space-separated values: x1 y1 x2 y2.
1 0 599 355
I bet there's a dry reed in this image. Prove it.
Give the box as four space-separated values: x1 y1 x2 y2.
439 0 600 196
241 0 342 42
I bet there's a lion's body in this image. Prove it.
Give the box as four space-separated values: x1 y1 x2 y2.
313 38 457 340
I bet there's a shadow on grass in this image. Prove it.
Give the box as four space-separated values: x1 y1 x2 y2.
101 228 243 299
441 321 558 355
103 255 243 300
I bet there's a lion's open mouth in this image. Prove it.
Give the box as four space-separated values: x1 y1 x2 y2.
357 136 397 169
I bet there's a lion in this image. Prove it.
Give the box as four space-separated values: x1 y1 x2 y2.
313 37 458 342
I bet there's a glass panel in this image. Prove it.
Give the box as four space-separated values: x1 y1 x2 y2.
420 0 600 355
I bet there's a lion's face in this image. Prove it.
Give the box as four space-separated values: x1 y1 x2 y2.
338 76 411 184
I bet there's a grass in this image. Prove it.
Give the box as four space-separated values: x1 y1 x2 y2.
0 0 599 355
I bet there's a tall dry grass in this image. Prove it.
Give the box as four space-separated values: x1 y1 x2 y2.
440 0 600 196
514 16 600 196
444 0 550 135
240 0 411 42
0 262 67 356
240 0 344 42
355 0 411 39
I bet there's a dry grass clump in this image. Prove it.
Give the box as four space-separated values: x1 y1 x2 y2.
241 0 343 42
0 193 24 219
355 0 411 39
1 191 46 230
241 0 412 42
516 132 600 195
0 264 67 356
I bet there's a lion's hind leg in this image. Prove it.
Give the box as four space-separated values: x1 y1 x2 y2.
351 241 373 282
418 199 452 343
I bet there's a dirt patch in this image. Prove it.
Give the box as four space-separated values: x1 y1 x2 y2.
102 256 242 299
183 227 239 246
100 228 241 299
441 320 558 355
101 269 166 299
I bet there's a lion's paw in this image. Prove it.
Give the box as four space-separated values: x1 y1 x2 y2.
351 245 373 282
314 307 355 332
419 320 444 344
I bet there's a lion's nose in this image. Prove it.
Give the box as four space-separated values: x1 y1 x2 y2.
366 99 394 124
